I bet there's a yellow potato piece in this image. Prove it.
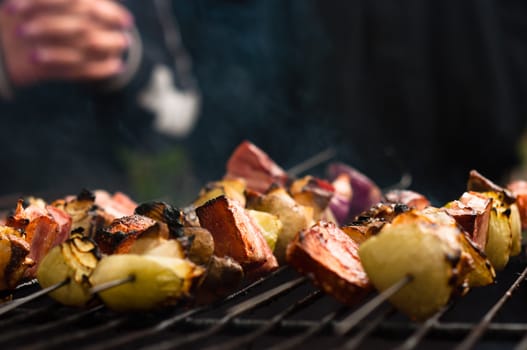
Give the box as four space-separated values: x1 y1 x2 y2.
509 203 522 256
90 254 202 312
247 209 281 252
359 214 459 321
37 244 94 307
485 208 512 270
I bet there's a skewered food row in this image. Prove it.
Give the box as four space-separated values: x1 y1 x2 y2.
0 190 136 291
26 141 390 311
2 141 527 322
287 170 524 320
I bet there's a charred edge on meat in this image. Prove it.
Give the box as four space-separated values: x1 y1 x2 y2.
135 201 186 237
5 238 32 287
77 189 96 202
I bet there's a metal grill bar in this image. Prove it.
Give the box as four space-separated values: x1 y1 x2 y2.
394 302 451 350
138 276 307 350
455 265 527 350
23 317 128 350
0 305 104 344
203 290 323 350
21 317 127 350
0 279 68 316
76 266 292 350
0 305 48 328
80 306 205 350
1 260 527 349
334 275 412 335
340 307 396 350
514 330 527 350
267 305 347 350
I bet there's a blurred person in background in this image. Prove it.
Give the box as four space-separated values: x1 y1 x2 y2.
0 0 200 202
173 0 527 204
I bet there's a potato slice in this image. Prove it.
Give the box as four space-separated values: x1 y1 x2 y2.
509 203 522 256
358 209 471 320
37 234 100 307
458 234 495 287
478 192 513 271
247 187 313 263
90 254 204 312
246 209 281 252
194 178 247 208
289 176 335 220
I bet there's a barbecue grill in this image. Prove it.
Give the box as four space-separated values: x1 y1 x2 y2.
2 250 527 350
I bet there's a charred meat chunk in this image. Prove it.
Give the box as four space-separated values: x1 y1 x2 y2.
286 221 371 306
196 195 278 280
94 215 160 255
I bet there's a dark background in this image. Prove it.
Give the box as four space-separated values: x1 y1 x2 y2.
165 0 527 206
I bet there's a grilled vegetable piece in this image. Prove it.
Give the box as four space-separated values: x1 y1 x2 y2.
340 224 379 246
341 203 411 243
327 162 382 221
224 140 289 193
246 186 313 263
509 203 522 256
286 221 371 306
507 180 527 230
426 207 495 288
466 170 522 266
194 255 244 305
477 191 514 270
6 200 72 278
36 233 100 307
289 176 335 220
384 190 431 210
176 227 214 266
52 190 106 238
329 173 353 225
134 201 190 230
444 191 492 251
128 236 185 259
467 170 516 203
246 209 281 252
135 201 214 265
457 231 496 288
0 227 33 290
358 209 474 321
195 195 278 279
194 178 247 208
90 254 204 312
93 215 161 255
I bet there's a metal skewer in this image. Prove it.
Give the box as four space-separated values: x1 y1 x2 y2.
0 278 69 316
287 147 337 177
456 265 527 350
89 275 135 295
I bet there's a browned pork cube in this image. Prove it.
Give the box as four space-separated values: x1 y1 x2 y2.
195 195 278 279
286 221 371 306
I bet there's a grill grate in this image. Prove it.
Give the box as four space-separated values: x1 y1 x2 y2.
2 256 527 350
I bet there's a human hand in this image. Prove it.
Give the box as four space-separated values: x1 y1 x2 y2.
0 0 134 88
